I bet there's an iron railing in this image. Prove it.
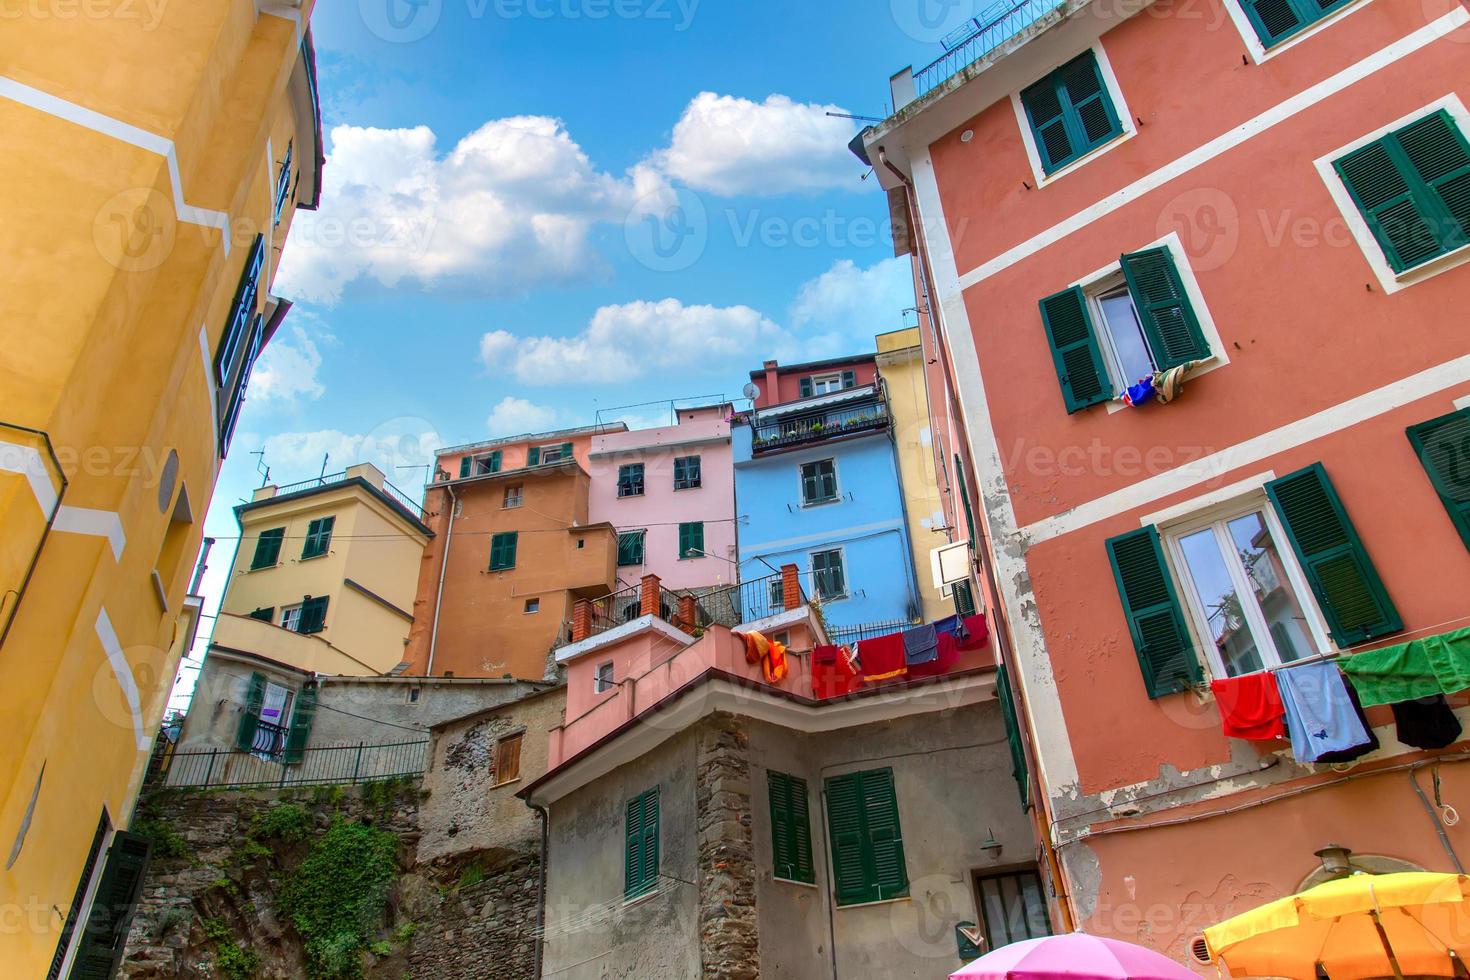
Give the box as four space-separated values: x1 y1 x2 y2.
828 619 917 648
271 470 427 523
569 572 812 648
159 739 429 790
251 719 290 761
912 0 1065 98
752 399 889 455
693 573 793 628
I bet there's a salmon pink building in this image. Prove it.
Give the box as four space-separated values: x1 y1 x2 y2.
865 0 1470 962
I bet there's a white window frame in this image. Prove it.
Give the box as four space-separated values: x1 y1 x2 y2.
1067 230 1230 414
810 372 844 395
472 453 498 476
1220 0 1377 66
539 444 568 464
524 598 540 614
594 661 615 694
799 457 841 507
1009 40 1136 189
503 484 523 509
810 547 848 602
1159 495 1336 680
280 603 303 632
1314 94 1470 295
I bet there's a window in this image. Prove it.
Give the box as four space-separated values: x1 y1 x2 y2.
408 687 421 704
273 140 294 224
678 522 704 559
595 661 615 694
768 771 814 884
975 869 1052 949
1238 0 1358 48
297 596 329 634
459 450 502 478
503 484 523 508
1407 408 1470 552
618 530 646 567
800 371 856 398
58 826 151 980
673 455 702 490
625 787 660 900
825 768 907 906
1039 246 1211 413
280 604 303 632
235 672 317 764
489 532 518 571
48 809 111 980
251 527 285 570
524 598 540 614
952 580 978 618
301 516 334 559
531 442 573 466
768 578 785 610
1020 50 1123 175
1333 110 1470 274
1107 464 1401 698
801 459 839 505
493 733 523 785
214 235 267 454
618 463 645 497
812 549 846 600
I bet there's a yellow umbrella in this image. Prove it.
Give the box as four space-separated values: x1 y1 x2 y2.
1201 872 1470 979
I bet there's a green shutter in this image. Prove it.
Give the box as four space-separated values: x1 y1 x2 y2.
459 457 471 478
490 450 502 472
800 377 814 398
625 787 660 899
825 769 907 906
1240 0 1306 46
236 672 266 751
1120 247 1210 369
1020 73 1074 173
71 832 151 980
248 607 274 622
559 442 573 460
996 662 1030 808
299 596 329 634
282 685 317 764
1105 527 1201 698
1335 112 1470 273
1407 409 1470 552
527 446 541 466
768 771 815 884
251 528 284 570
679 522 703 559
955 453 978 544
1020 51 1121 174
1039 286 1110 413
841 370 856 389
952 580 977 618
489 532 518 571
1266 464 1402 646
618 531 645 567
302 516 334 559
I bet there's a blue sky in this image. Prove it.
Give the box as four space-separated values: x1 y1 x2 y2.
176 0 982 705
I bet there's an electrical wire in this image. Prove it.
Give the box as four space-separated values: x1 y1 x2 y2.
205 517 745 543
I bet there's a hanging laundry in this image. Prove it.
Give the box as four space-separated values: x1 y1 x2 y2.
1153 358 1208 404
1274 662 1372 763
910 629 961 678
1313 678 1379 765
1211 673 1286 740
857 632 907 682
1392 695 1464 750
1341 628 1470 706
735 630 789 685
903 624 940 667
812 645 863 700
1122 376 1157 407
957 614 989 650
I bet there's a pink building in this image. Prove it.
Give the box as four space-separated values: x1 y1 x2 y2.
587 403 736 592
865 0 1470 962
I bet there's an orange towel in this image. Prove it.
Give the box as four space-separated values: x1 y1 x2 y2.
735 631 788 685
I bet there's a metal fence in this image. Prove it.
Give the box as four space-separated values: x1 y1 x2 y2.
913 0 1065 98
828 619 915 648
694 573 792 628
752 400 889 454
271 470 428 524
160 739 430 790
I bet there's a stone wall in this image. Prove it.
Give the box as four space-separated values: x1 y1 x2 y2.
120 780 542 980
695 717 760 980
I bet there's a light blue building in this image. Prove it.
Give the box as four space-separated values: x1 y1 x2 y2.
733 355 921 640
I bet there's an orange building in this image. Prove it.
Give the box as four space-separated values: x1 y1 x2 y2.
404 425 624 680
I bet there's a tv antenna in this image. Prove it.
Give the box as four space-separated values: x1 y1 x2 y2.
250 448 271 488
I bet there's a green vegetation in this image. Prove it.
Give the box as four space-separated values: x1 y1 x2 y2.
280 820 399 979
132 816 189 859
361 775 416 813
203 918 259 980
254 802 313 843
457 863 484 890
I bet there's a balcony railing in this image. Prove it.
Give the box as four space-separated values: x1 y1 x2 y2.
693 573 792 628
751 400 889 454
272 470 428 524
912 0 1065 99
251 718 290 761
568 571 810 648
158 739 430 790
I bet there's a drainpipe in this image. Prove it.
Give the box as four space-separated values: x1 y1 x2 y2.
878 147 1077 933
529 800 550 978
425 483 458 676
190 537 216 594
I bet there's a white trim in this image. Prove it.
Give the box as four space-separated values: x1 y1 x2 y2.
1455 395 1470 411
809 544 848 603
1313 94 1470 295
0 77 232 252
798 455 841 508
554 614 695 664
1220 0 1378 66
95 609 150 750
741 518 903 555
1139 472 1277 529
54 506 126 560
1025 354 1470 544
954 8 1470 290
0 441 60 513
0 440 125 557
1010 40 1137 190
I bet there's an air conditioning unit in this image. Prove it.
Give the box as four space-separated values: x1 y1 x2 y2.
930 541 972 589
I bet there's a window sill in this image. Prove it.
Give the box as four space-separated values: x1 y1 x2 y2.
1035 129 1135 189
835 895 911 911
801 498 841 509
490 777 521 790
674 485 702 492
247 563 279 573
299 552 329 563
1393 242 1470 288
773 876 818 889
618 493 646 499
622 888 660 908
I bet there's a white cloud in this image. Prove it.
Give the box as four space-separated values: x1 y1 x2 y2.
480 299 787 385
651 92 862 197
276 118 670 305
250 325 326 403
486 396 559 437
256 422 441 485
789 257 914 356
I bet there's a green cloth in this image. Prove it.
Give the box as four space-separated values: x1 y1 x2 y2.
1341 628 1470 706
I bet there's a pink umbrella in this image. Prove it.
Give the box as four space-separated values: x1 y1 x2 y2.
950 934 1200 980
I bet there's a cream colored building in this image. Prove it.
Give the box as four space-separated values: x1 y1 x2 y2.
876 327 957 623
214 463 433 676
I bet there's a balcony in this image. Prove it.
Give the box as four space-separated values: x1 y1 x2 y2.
750 387 890 455
901 0 1066 104
567 571 801 649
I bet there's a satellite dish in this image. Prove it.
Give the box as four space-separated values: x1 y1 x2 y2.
742 382 760 402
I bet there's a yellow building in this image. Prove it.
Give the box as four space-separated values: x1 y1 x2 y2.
875 327 959 623
213 463 433 677
0 3 321 974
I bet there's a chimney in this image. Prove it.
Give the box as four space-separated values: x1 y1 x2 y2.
762 360 780 408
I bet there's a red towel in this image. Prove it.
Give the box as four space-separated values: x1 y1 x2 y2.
812 645 863 699
909 631 961 678
858 632 908 682
957 614 989 651
1210 674 1286 740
